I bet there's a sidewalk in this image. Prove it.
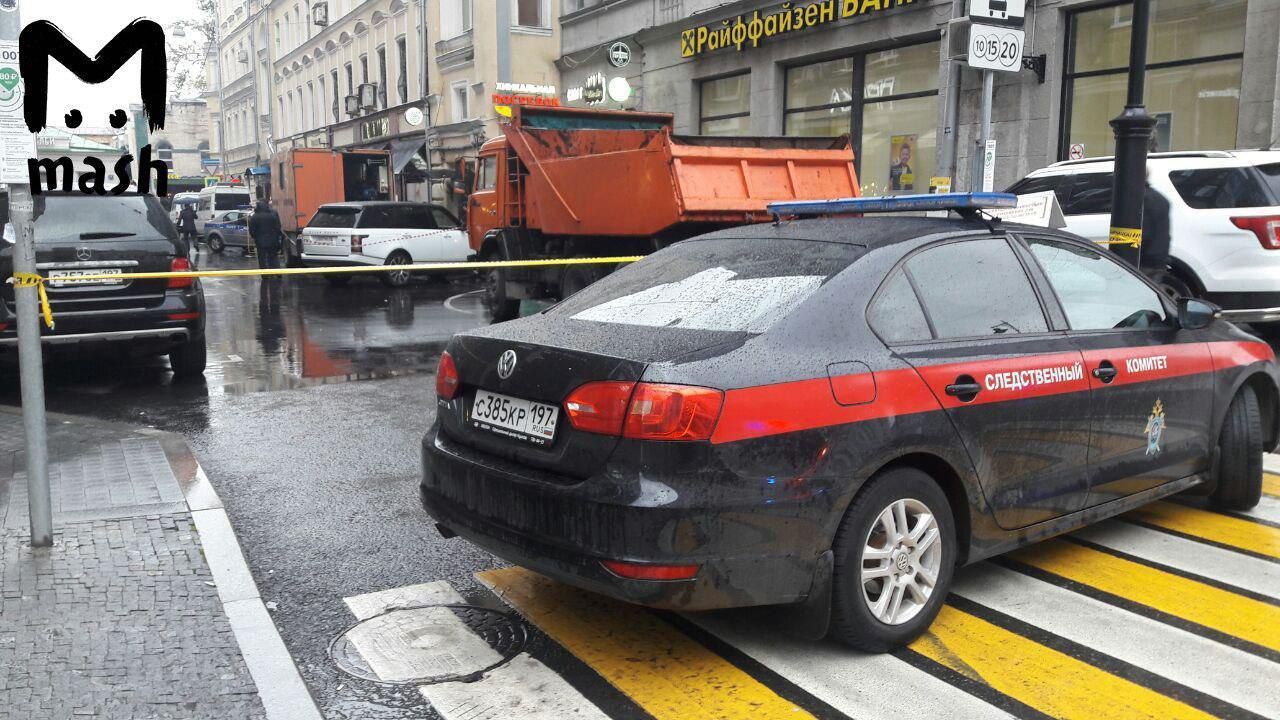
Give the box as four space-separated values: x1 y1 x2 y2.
0 407 320 720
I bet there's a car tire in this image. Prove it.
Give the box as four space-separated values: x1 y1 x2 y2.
325 275 352 288
207 234 225 253
1212 385 1263 510
380 251 414 288
169 337 207 380
483 255 520 323
1150 270 1195 301
829 467 956 652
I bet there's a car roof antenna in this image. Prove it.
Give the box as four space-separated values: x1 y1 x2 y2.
955 207 1003 233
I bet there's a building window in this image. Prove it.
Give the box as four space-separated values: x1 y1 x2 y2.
360 54 369 85
345 62 354 97
451 80 470 123
396 36 408 104
784 40 939 196
514 0 549 28
275 21 282 52
307 81 315 130
332 69 341 121
442 0 473 39
377 46 388 109
699 73 750 136
1062 0 1245 158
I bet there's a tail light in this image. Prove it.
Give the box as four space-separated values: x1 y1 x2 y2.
601 560 700 581
168 257 194 288
564 382 723 441
0 323 7 332
436 351 460 401
351 235 367 253
1231 216 1280 250
564 381 635 435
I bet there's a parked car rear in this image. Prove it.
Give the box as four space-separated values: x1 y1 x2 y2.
0 193 207 378
300 201 472 287
1009 150 1280 316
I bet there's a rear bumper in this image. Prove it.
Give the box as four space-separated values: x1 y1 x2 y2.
0 287 204 351
299 253 376 268
420 428 821 611
0 327 190 346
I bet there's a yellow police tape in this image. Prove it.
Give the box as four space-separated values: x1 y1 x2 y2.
6 256 645 329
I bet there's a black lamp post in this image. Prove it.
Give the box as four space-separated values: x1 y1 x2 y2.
1107 0 1158 267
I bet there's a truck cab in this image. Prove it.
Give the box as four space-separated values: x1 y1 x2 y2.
468 141 503 255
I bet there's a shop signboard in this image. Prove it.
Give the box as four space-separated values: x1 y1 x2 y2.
608 42 631 68
360 117 389 142
681 0 919 58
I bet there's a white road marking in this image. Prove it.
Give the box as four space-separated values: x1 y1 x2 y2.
345 581 465 620
1263 454 1280 475
341 581 610 720
953 563 1280 718
688 613 1014 719
1072 521 1280 599
420 654 611 720
1237 493 1280 525
224 354 244 363
343 606 505 684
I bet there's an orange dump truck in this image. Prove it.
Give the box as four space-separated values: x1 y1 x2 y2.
468 105 860 320
270 147 394 265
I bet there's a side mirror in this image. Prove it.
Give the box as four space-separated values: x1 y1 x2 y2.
1178 297 1218 330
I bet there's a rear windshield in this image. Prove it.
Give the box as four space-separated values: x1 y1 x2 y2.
1 194 175 243
309 207 360 229
214 192 251 211
1168 168 1276 209
551 238 861 333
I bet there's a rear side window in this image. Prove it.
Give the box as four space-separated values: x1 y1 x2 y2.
1062 173 1113 216
1008 175 1070 209
398 206 437 229
553 238 862 333
356 207 397 229
904 238 1048 338
214 192 250 211
1169 168 1274 209
1257 163 1280 200
869 270 932 344
310 207 360 229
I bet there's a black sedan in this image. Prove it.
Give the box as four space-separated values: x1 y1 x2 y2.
420 196 1278 651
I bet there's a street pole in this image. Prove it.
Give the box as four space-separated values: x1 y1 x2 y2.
419 0 434 197
1 0 53 547
1107 0 1156 268
970 69 994 191
938 0 964 188
213 24 228 178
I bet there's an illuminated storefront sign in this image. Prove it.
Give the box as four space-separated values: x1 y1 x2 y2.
493 82 561 117
681 0 917 58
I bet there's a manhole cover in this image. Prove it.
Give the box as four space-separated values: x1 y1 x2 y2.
330 604 528 685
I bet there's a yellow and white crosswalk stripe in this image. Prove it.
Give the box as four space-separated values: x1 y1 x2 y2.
1125 501 1280 558
1263 472 1280 498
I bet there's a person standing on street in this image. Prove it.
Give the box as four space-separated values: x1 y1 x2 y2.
1140 181 1172 276
248 201 284 270
177 203 199 251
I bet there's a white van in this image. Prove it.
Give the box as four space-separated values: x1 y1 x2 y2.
196 186 252 236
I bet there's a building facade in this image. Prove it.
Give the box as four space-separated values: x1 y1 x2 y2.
209 0 563 202
559 0 1280 194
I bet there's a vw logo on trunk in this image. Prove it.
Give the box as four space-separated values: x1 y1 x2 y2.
497 350 518 380
75 247 93 261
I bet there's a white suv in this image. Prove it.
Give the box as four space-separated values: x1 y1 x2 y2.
1010 151 1280 314
301 201 473 288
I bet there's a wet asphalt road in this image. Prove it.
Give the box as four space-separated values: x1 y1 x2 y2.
0 248 521 719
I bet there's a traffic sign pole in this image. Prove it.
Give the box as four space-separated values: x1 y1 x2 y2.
0 0 53 547
965 1 1026 193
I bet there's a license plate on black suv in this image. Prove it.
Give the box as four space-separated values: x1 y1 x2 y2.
470 389 559 446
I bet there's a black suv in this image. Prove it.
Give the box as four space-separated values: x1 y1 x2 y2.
0 193 207 378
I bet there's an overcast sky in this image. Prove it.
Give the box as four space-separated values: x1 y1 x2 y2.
22 0 202 129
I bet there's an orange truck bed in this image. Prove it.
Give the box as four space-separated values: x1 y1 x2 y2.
504 106 859 238
271 148 394 234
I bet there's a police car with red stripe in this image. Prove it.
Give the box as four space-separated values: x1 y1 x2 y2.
420 193 1278 652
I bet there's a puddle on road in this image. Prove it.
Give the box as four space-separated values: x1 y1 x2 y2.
330 604 528 686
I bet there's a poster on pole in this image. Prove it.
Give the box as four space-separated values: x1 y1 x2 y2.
0 40 35 185
982 139 997 192
889 134 917 192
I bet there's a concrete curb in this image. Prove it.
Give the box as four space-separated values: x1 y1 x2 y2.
156 433 325 720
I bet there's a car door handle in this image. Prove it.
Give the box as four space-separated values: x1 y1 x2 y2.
1092 361 1118 384
945 377 982 400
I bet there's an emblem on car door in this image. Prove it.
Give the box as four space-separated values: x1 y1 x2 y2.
1145 399 1165 456
497 350 518 380
76 247 93 261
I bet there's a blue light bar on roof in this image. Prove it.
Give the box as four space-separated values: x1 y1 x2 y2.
767 192 1019 217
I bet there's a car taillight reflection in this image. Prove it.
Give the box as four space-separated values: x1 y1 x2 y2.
168 257 195 288
1231 216 1280 250
564 381 723 441
601 560 701 581
436 351 460 401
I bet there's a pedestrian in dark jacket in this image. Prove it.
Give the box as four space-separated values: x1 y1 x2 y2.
248 201 284 270
177 204 198 244
1140 184 1172 274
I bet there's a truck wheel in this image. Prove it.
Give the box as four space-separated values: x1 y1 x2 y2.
208 234 225 253
483 260 520 323
380 251 414 288
560 265 602 300
169 336 208 380
1212 385 1263 510
829 467 956 652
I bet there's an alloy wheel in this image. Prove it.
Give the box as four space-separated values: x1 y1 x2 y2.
387 255 411 286
860 497 943 626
